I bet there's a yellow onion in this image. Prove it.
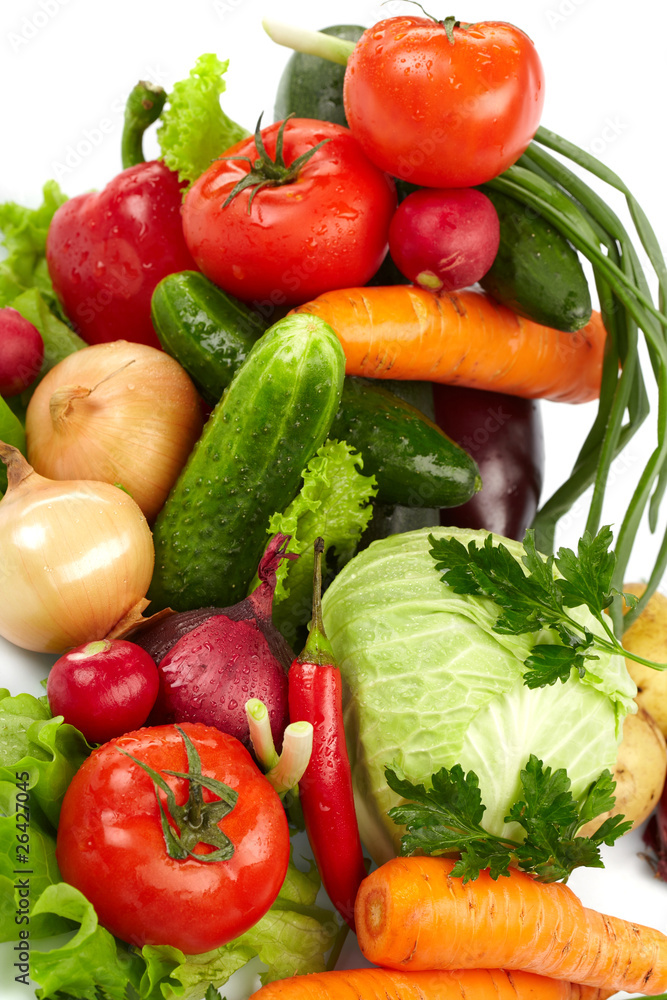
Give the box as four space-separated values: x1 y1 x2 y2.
0 442 155 654
25 341 203 522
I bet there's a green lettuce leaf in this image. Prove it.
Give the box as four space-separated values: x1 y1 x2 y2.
31 883 147 1000
5 287 87 422
321 527 636 866
0 689 91 831
263 439 377 646
0 181 68 317
29 851 339 1000
157 53 248 189
0 781 75 941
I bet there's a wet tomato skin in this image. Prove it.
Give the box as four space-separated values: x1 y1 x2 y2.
343 17 545 188
56 722 290 954
181 118 397 307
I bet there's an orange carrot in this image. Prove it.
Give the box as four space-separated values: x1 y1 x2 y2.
291 286 606 404
355 856 667 995
248 967 615 1000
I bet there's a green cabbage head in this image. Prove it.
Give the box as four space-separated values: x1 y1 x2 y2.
321 527 637 865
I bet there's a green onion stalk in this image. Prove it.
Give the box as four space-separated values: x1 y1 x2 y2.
263 19 667 635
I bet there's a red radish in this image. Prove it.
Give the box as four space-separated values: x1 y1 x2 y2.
388 188 500 292
0 307 44 396
152 614 289 754
46 638 159 744
135 534 297 755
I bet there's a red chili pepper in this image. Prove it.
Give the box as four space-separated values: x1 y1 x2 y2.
45 83 197 350
288 537 366 930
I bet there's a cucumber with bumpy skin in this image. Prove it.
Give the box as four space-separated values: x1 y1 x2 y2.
150 275 478 510
331 378 481 508
151 271 267 406
480 187 592 333
148 313 345 612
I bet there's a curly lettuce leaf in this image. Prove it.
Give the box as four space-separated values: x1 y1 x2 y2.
0 689 91 831
263 439 377 646
0 181 67 317
157 53 248 189
29 851 339 1000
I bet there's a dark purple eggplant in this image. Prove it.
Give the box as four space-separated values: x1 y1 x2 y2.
432 384 544 541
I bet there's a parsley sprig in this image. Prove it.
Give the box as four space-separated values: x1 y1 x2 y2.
428 526 665 688
386 756 631 883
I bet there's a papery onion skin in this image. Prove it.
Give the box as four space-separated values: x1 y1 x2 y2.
24 340 204 523
0 445 155 654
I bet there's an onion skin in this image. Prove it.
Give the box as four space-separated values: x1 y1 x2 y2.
0 445 155 653
25 340 204 522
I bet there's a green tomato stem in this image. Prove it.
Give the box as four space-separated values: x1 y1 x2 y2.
262 19 356 65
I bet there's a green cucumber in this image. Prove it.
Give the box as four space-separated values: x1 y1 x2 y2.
480 187 592 333
149 272 479 511
148 313 345 612
274 24 365 127
151 271 267 406
331 378 481 508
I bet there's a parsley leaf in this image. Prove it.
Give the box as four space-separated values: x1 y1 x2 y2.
386 755 632 883
428 527 667 688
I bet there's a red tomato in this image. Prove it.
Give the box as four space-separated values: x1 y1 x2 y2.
182 118 396 308
343 17 545 187
56 723 290 953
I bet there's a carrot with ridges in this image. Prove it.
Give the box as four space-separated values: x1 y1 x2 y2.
248 967 615 1000
355 856 667 995
291 286 605 404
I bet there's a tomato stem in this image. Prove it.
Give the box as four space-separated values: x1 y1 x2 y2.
220 114 331 214
118 725 239 863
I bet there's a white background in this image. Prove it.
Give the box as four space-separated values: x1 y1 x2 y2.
1 0 667 996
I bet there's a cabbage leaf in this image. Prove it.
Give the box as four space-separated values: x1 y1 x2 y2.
321 527 636 864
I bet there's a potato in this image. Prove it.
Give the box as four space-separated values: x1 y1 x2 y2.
579 707 666 837
622 583 667 737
